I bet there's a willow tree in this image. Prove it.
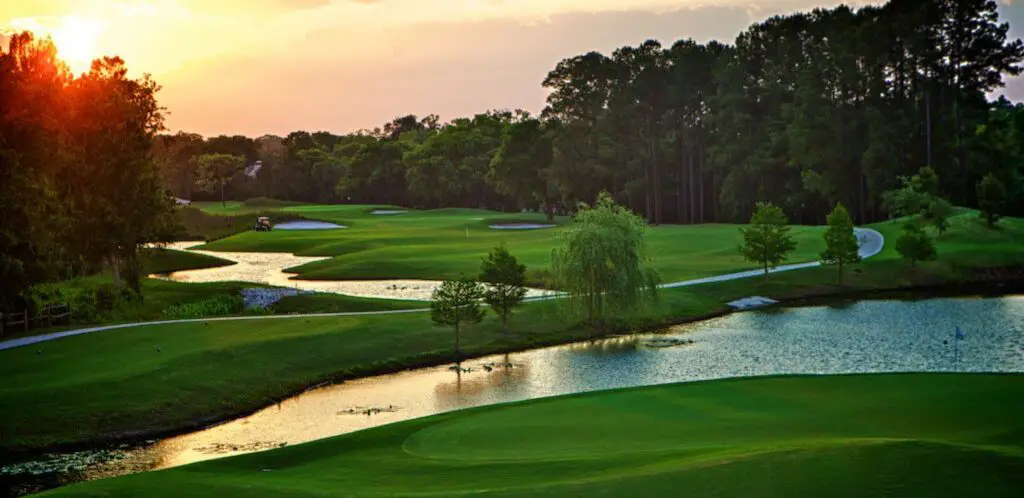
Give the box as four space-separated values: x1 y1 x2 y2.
550 192 659 329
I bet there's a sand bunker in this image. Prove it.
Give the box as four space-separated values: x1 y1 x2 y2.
273 221 346 230
489 223 556 230
151 242 549 301
727 296 778 310
371 210 407 215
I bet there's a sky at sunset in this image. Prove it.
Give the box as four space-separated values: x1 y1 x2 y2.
2 0 1023 137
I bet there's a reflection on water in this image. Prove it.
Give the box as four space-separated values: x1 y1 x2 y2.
5 296 1023 495
149 242 550 301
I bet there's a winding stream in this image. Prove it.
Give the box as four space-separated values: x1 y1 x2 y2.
5 295 1023 496
150 241 552 301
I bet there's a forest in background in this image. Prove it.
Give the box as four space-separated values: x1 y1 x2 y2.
4 0 1024 310
156 0 1024 224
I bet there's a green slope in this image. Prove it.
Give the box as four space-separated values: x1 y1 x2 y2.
195 205 830 284
41 373 1024 497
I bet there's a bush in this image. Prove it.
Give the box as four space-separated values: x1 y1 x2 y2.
94 284 119 312
160 294 245 319
25 282 103 323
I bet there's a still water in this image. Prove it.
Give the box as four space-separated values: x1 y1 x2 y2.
5 296 1024 495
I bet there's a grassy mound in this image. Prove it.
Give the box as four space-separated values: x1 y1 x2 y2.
39 373 1024 497
140 247 234 274
270 293 430 313
242 197 305 208
3 209 1023 452
187 203 1024 285
195 205 830 284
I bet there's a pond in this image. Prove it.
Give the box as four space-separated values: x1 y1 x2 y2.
489 223 556 230
4 295 1023 496
272 221 347 230
150 242 551 301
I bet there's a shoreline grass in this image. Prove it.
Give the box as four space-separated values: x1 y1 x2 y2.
35 373 1024 497
1 208 1021 454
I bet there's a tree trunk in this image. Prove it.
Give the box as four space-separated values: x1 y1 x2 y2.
501 313 508 335
110 254 122 290
644 160 653 223
925 87 932 167
546 201 554 222
220 178 226 208
859 174 866 225
763 258 769 280
652 140 662 225
454 322 460 360
677 138 685 224
689 149 696 225
699 168 705 223
838 260 844 285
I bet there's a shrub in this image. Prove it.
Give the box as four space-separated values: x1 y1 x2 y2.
94 284 119 312
161 294 245 319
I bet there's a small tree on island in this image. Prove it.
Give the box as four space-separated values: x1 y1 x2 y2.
925 197 954 236
820 203 861 284
739 202 797 280
430 278 485 360
977 173 1007 228
196 153 245 208
551 192 659 330
895 223 937 269
479 244 528 334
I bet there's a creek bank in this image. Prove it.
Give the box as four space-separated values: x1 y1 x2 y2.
7 274 1023 462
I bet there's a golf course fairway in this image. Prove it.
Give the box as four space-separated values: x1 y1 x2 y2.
40 373 1024 497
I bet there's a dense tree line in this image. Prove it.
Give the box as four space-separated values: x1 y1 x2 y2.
1 33 176 309
155 0 1024 225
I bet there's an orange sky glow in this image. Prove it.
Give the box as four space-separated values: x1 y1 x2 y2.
3 0 1022 137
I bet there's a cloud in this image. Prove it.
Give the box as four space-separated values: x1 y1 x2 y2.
276 0 334 8
160 5 762 136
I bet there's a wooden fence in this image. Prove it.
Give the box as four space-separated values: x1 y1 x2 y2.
1 303 71 337
0 311 27 337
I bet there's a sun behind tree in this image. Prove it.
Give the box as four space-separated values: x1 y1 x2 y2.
43 16 105 75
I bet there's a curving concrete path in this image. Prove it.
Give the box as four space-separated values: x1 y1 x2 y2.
0 228 883 352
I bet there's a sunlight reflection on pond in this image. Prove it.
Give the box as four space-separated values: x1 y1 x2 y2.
149 242 550 301
5 295 1023 496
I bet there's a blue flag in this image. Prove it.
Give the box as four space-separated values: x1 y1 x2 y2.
955 326 965 340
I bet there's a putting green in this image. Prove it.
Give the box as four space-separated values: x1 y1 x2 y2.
42 373 1024 497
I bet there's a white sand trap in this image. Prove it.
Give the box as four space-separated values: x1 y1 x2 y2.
273 221 347 230
371 210 408 215
150 242 550 301
489 223 556 230
727 296 778 310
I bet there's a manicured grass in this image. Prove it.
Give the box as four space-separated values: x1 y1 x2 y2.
270 293 430 313
175 205 311 242
38 373 1024 497
140 247 234 274
2 211 1022 452
195 205 830 284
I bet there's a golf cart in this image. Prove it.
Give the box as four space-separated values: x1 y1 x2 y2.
254 216 272 231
